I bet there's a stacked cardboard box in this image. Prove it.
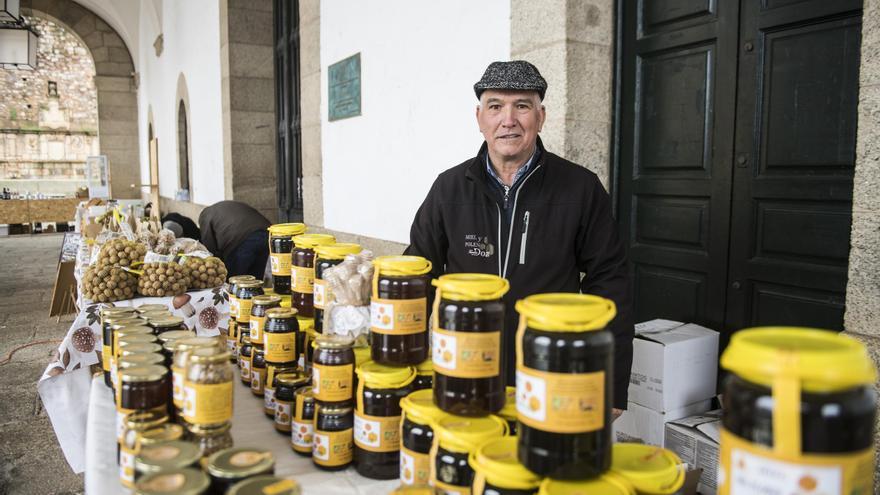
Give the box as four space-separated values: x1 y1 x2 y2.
665 410 722 495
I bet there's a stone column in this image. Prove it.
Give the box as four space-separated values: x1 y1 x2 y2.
510 0 615 186
846 0 880 487
300 0 323 227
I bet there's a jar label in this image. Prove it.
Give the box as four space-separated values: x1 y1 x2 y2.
110 359 119 389
275 400 293 428
251 369 265 392
240 358 251 380
237 299 253 323
370 297 427 335
400 445 431 486
250 316 266 342
433 480 470 495
354 411 401 453
101 344 111 372
515 366 604 434
718 428 874 495
182 381 233 424
119 445 136 487
116 408 133 441
271 253 292 276
265 332 297 362
312 363 354 402
432 328 501 378
313 279 330 309
313 428 353 466
291 419 314 450
292 266 316 294
264 388 276 414
172 365 184 406
229 297 239 318
226 335 236 355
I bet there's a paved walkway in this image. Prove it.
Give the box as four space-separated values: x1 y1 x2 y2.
0 234 83 494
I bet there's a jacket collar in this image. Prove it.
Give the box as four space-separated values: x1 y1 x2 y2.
466 137 548 200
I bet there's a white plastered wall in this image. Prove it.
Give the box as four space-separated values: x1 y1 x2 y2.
136 0 224 206
320 0 511 243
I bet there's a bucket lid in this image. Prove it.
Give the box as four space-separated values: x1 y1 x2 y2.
538 475 636 495
610 443 685 495
373 255 432 276
400 389 448 425
267 223 306 237
315 243 362 260
515 293 616 332
415 358 433 375
433 273 509 301
433 415 507 453
468 436 541 490
356 361 416 390
292 233 336 249
721 327 877 392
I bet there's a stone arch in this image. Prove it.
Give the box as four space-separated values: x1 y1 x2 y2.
22 0 140 199
175 72 192 196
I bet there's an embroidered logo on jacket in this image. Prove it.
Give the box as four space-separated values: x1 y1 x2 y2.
465 234 494 258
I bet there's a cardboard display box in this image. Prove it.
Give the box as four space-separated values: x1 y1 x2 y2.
613 399 712 447
665 410 722 495
629 319 720 412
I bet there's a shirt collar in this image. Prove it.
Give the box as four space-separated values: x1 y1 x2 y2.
485 147 538 189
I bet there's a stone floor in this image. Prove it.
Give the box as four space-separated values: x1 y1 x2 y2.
0 234 83 495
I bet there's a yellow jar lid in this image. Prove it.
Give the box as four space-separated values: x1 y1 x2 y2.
295 315 314 332
515 293 616 332
238 280 264 289
433 273 509 301
539 475 636 495
415 358 433 375
499 386 516 420
252 295 282 306
721 327 877 393
610 443 685 495
469 436 541 490
266 307 297 319
315 334 354 349
315 242 362 260
292 233 336 249
353 346 371 366
276 372 310 387
373 255 432 276
433 415 507 454
268 223 307 237
229 275 257 286
387 486 434 495
400 389 449 426
356 361 416 389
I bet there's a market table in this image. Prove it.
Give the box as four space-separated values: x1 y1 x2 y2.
84 375 399 494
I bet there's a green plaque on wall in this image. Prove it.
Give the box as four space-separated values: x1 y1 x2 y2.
328 53 361 121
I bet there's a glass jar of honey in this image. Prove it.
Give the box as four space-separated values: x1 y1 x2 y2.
268 223 307 295
313 243 362 333
290 233 336 318
370 255 432 365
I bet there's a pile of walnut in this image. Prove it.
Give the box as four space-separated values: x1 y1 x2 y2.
138 262 188 297
95 238 147 267
82 265 138 302
183 256 228 290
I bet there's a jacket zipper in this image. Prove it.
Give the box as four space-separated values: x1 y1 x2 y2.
502 164 542 279
519 211 530 265
502 186 510 209
495 203 502 276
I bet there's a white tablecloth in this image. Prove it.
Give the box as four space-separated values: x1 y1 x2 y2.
84 376 399 494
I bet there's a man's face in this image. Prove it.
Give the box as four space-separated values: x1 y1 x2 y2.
476 89 546 163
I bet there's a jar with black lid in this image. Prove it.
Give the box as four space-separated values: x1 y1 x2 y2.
234 280 264 324
290 233 336 318
250 295 282 345
370 255 432 365
207 447 276 494
238 330 253 385
135 440 202 480
312 334 355 406
274 372 310 434
430 415 508 494
182 347 234 427
291 386 316 456
119 410 168 489
469 436 542 495
718 327 877 495
399 389 449 486
250 346 267 396
268 223 307 295
264 364 299 418
353 361 417 479
186 422 234 460
313 243 362 333
432 273 508 416
227 275 256 322
264 307 299 365
134 467 210 495
172 337 220 416
413 359 433 391
515 294 615 480
313 405 354 471
149 316 187 335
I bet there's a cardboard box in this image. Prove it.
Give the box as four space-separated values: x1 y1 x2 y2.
665 410 722 495
613 399 712 447
629 319 720 412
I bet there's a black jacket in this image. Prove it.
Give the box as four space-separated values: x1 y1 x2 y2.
405 139 634 409
198 201 271 261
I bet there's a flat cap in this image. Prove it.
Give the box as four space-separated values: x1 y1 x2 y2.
474 60 547 100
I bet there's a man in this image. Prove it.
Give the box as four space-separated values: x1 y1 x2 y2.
199 200 271 279
405 61 634 413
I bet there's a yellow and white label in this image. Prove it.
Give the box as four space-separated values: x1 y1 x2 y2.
264 387 276 414
229 297 239 319
240 357 252 381
101 344 111 372
119 444 136 487
116 407 133 442
182 381 233 424
313 429 353 466
313 279 330 309
292 266 316 294
432 328 500 378
354 412 401 452
250 316 266 342
110 359 119 389
172 365 184 407
271 253 292 277
237 299 253 323
400 445 431 486
313 363 354 402
265 332 296 362
516 366 604 433
719 428 875 495
251 369 265 393
275 400 293 429
291 419 314 451
370 298 427 335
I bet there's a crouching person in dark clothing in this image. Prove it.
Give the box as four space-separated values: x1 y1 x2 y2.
199 201 271 279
